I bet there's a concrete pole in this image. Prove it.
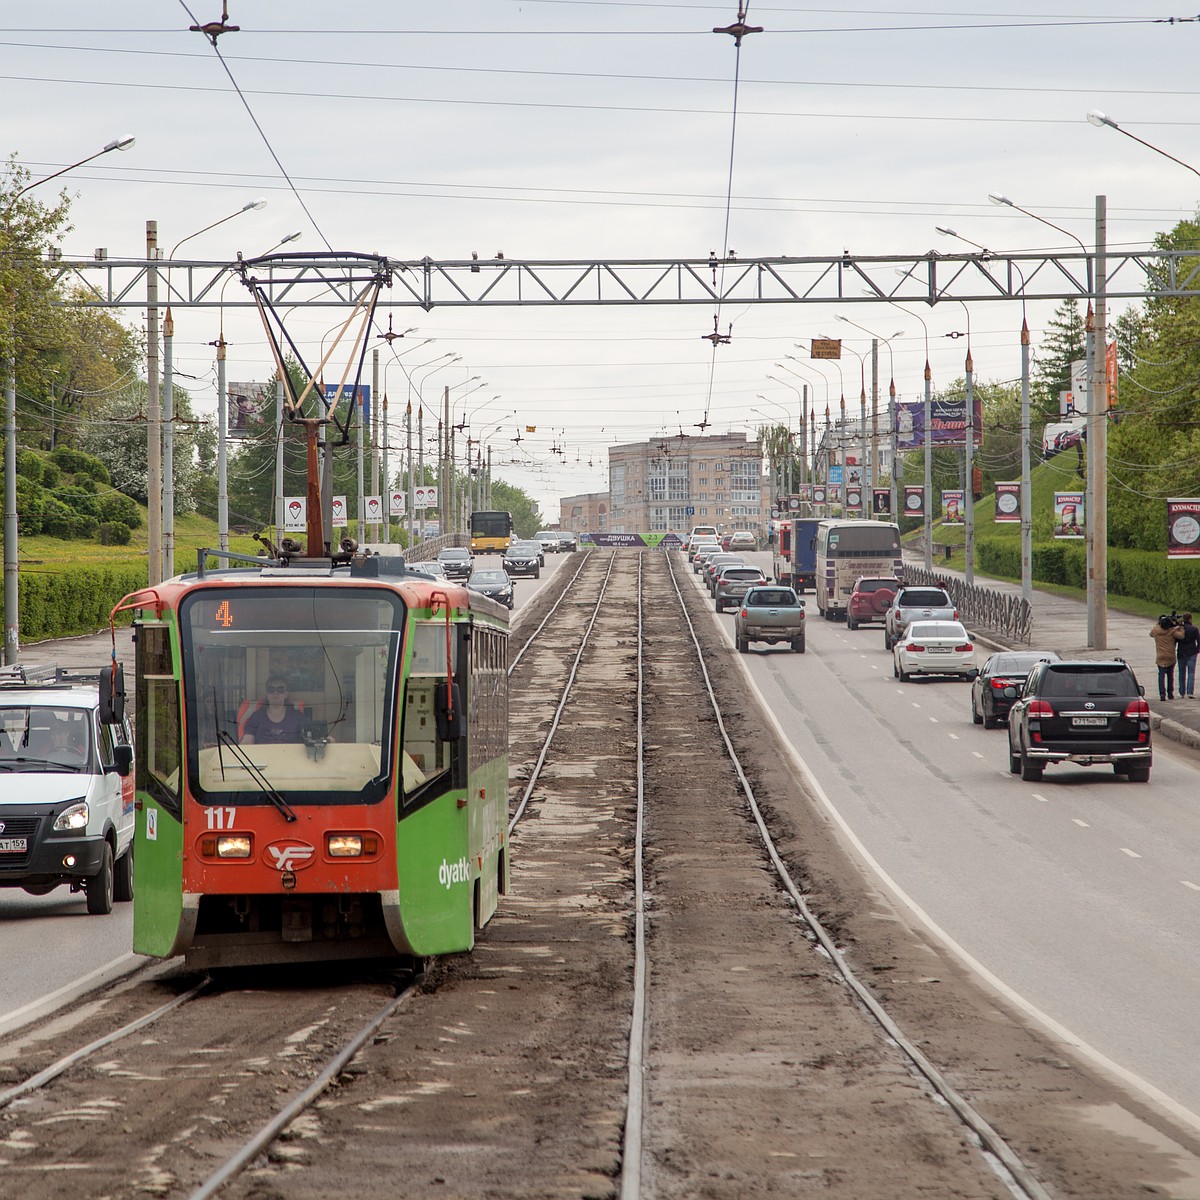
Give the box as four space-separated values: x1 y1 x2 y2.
486 444 493 509
3 338 17 664
964 347 975 585
381 391 390 545
146 220 162 585
889 378 898 521
356 390 365 548
923 359 933 570
274 372 284 536
406 400 414 547
800 385 809 486
418 407 425 538
442 385 451 534
859 380 868 520
1084 302 1096 646
1088 195 1109 650
216 333 228 553
870 340 879 502
1020 319 1032 603
162 306 175 579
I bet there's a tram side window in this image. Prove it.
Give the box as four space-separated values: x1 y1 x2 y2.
401 623 459 802
137 623 182 818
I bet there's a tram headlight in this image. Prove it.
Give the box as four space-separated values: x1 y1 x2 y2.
327 834 379 857
53 802 89 831
200 835 252 858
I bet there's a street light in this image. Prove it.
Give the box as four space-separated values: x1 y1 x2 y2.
159 198 267 580
754 397 794 496
4 133 136 665
260 230 302 255
1087 110 1200 180
837 316 903 517
882 298 934 569
823 338 868 516
782 355 830 483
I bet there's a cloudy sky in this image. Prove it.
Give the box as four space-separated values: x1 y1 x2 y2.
4 2 1197 518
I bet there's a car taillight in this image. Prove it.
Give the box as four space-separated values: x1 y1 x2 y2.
909 643 925 652
955 643 973 652
990 677 1012 689
739 609 748 619
1123 698 1150 719
953 609 960 619
1028 699 1054 718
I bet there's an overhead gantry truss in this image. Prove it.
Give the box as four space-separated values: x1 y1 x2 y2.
49 247 1200 311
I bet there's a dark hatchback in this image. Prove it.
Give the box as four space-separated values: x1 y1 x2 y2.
971 650 1061 728
1007 659 1152 783
467 568 515 609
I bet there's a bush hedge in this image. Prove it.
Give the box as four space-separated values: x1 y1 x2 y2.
976 536 1200 611
6 562 148 642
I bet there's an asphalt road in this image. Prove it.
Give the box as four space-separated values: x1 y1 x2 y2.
698 552 1200 1126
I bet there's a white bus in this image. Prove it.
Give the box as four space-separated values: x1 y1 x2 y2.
814 519 903 620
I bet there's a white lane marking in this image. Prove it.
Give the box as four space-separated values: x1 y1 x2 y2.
1183 881 1200 892
1032 793 1050 803
1120 848 1142 859
972 751 985 759
911 701 921 708
948 732 959 740
929 717 939 724
1072 818 1090 828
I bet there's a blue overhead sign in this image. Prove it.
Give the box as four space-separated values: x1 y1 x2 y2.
323 383 371 430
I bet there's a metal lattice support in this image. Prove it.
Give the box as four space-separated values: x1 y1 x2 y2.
904 563 1033 645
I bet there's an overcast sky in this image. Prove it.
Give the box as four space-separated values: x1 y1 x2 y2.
4 2 1197 518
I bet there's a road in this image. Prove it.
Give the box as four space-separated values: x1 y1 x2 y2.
699 550 1200 1125
0 551 573 1026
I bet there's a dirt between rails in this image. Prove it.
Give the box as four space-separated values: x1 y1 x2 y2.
7 549 1200 1199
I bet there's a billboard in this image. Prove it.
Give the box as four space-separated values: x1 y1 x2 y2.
1167 499 1200 559
903 485 925 517
1053 492 1084 539
227 381 272 440
323 383 371 430
895 395 983 448
871 488 891 516
941 490 964 525
995 481 1021 523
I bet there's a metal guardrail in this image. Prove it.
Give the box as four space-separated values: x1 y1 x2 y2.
903 564 1033 645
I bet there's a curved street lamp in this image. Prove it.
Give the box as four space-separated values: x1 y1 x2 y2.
1087 109 1200 180
4 135 137 663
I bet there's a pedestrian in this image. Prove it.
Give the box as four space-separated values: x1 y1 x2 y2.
1177 613 1199 699
1150 616 1184 701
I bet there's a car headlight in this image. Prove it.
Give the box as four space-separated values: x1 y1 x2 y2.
53 802 89 831
199 835 253 858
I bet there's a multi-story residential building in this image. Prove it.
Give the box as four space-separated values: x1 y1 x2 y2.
605 432 768 537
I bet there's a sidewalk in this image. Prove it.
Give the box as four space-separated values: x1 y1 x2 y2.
915 557 1200 754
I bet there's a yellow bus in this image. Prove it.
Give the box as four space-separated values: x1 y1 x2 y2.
469 509 513 554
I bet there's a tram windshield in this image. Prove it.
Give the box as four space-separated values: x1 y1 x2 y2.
180 586 405 806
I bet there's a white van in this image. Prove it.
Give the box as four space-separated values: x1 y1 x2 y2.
0 665 135 914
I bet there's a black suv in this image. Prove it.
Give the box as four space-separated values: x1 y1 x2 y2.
1007 659 1152 783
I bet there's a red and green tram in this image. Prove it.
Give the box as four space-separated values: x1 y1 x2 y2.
112 554 510 969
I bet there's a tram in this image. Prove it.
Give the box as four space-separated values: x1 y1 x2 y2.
112 551 510 969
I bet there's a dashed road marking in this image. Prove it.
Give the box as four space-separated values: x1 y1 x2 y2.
1120 848 1142 859
972 751 985 759
948 732 959 740
1072 818 1090 828
929 717 939 724
1032 793 1050 803
1183 881 1200 892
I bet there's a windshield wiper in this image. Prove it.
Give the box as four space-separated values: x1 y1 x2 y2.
215 731 297 822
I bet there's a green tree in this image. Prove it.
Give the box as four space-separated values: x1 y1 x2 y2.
491 480 543 538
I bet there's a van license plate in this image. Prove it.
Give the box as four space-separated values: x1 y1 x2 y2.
1072 716 1108 727
0 838 28 853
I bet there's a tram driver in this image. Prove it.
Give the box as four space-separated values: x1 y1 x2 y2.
240 676 306 745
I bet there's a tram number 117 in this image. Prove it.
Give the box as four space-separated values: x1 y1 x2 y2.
204 807 238 829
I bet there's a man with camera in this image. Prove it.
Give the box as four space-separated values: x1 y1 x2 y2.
1176 613 1199 700
1150 614 1185 701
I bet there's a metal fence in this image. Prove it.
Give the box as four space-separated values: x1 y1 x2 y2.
903 563 1033 645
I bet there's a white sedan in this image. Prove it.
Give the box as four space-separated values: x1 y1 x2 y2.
893 620 978 682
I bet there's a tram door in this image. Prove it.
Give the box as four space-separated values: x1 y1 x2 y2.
132 621 189 957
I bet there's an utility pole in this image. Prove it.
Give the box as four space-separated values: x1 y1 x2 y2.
1088 195 1109 649
274 371 284 535
146 220 162 585
215 332 228 553
442 385 451 535
870 340 879 503
1020 319 1032 603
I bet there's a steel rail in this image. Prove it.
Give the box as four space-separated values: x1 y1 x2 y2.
664 552 1054 1200
0 978 210 1110
187 975 421 1200
507 550 618 833
508 548 593 677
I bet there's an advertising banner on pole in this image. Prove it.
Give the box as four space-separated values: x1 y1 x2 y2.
414 485 438 509
903 485 925 518
845 484 863 510
323 383 371 431
227 381 272 440
1053 492 1085 539
390 491 406 517
811 484 827 504
995 482 1021 523
941 489 964 524
872 488 891 516
1167 498 1200 559
364 495 383 524
283 496 306 532
895 395 983 448
331 495 348 529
